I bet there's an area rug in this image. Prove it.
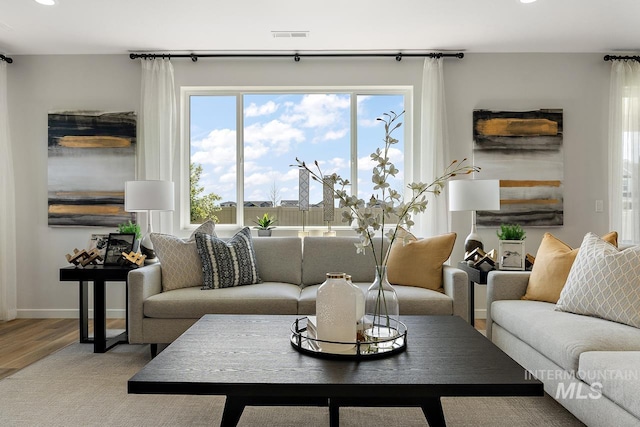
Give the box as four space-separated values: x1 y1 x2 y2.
0 343 585 426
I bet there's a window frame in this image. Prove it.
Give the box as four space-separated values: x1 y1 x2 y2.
180 86 413 232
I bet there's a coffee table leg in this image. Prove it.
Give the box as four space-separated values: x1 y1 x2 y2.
328 399 339 427
421 397 446 427
220 397 245 427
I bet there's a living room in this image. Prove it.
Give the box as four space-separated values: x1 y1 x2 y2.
0 1 639 426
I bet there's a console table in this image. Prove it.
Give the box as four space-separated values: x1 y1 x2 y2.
59 265 132 353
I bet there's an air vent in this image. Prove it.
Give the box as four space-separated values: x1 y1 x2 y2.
272 31 309 39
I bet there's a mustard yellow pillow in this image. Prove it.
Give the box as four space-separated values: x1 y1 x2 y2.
522 231 618 303
386 231 456 291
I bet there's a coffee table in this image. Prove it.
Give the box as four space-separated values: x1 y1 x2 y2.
128 315 542 427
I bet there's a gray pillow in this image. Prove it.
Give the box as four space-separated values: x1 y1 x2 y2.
150 221 216 292
556 232 640 328
196 227 261 289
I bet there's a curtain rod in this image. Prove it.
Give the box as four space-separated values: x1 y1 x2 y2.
0 54 13 64
129 51 464 62
604 55 640 62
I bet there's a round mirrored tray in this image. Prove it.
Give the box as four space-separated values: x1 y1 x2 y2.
290 316 407 360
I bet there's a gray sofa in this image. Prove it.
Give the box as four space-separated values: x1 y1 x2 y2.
128 236 469 348
487 271 640 427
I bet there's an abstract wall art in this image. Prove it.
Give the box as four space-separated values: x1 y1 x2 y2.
472 109 563 227
48 111 137 227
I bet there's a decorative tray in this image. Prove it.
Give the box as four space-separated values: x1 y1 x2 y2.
290 316 407 360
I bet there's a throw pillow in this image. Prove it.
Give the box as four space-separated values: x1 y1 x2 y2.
555 232 640 328
150 220 217 292
522 231 618 303
386 229 456 291
196 227 262 289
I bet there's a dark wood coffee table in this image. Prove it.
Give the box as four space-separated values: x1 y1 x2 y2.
128 315 542 427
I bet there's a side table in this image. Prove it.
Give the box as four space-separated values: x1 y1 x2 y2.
457 262 494 326
59 265 132 353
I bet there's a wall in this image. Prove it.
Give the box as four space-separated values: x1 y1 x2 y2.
7 53 612 319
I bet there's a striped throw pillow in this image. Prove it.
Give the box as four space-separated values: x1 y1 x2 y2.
195 227 261 289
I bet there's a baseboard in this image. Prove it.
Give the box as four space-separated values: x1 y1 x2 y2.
16 309 126 319
475 308 487 320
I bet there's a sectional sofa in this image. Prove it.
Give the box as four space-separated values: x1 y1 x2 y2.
487 270 640 427
128 235 469 352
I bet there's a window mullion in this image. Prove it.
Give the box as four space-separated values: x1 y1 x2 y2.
350 93 358 198
237 94 244 225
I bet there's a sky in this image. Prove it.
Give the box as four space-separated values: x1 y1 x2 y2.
190 93 405 207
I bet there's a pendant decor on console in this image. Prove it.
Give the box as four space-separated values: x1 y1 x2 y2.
295 110 479 342
316 272 357 353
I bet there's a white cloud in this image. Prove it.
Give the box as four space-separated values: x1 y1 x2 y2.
244 101 278 117
244 120 305 159
324 128 348 141
358 118 381 128
191 128 236 167
280 94 350 129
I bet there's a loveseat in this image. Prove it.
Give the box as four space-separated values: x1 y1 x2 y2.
128 235 469 350
487 268 640 427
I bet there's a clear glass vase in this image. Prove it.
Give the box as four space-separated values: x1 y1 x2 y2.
364 266 400 346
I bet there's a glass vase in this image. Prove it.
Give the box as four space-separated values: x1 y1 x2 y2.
364 266 400 347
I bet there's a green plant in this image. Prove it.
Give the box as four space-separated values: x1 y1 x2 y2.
496 223 526 240
190 163 222 224
253 213 277 230
117 220 141 240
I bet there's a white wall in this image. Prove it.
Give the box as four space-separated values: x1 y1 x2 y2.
7 53 612 319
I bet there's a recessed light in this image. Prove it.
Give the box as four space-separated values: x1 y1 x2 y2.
520 0 537 3
35 0 56 5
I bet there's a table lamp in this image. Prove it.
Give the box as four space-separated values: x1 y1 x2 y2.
448 179 500 254
125 180 175 264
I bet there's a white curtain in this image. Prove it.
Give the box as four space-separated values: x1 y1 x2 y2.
608 60 640 245
415 57 449 238
0 61 17 321
139 58 177 234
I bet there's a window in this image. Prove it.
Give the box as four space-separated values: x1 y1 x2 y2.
183 88 410 228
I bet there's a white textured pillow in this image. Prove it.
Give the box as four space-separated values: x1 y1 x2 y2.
150 221 216 292
556 232 640 328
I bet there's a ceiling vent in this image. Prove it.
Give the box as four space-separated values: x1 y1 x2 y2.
272 31 309 39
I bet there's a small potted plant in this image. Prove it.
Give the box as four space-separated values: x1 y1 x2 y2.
496 223 526 270
253 213 277 237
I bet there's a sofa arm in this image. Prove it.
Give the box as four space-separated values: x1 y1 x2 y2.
442 265 469 323
127 264 162 343
485 270 530 341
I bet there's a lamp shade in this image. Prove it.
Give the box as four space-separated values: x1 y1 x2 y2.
124 180 175 212
448 179 500 212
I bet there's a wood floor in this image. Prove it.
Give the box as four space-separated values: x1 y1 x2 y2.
0 317 486 381
0 318 125 381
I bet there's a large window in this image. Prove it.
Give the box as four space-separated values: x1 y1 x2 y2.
183 88 409 228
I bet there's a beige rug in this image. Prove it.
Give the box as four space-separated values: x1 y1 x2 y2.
0 343 585 426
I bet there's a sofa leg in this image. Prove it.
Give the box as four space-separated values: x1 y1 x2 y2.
150 344 158 358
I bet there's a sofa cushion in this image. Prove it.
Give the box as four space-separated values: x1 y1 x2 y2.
491 299 640 373
298 282 453 315
386 230 456 291
302 237 388 286
578 351 640 420
150 220 217 292
252 237 302 285
556 232 640 328
196 227 261 289
522 231 618 303
144 283 301 318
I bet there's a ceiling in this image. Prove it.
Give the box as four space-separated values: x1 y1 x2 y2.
1 0 639 56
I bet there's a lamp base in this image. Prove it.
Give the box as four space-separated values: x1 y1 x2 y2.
464 231 484 254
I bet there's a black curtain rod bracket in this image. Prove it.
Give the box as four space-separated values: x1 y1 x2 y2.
604 55 640 62
0 54 13 64
129 51 464 62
